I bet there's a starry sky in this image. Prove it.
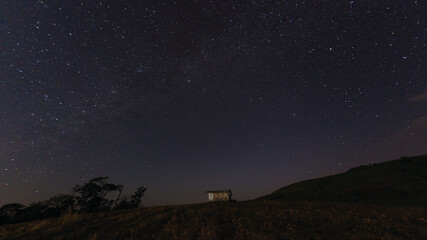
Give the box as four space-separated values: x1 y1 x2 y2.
0 0 426 206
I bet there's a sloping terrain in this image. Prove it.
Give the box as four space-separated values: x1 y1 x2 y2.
0 201 426 240
1 155 426 239
263 155 427 207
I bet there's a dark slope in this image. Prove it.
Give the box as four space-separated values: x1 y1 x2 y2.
262 155 427 207
1 202 426 240
1 155 426 240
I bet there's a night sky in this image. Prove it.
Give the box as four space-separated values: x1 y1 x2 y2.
0 1 426 206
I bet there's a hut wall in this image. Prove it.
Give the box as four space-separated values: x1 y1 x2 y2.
212 192 230 201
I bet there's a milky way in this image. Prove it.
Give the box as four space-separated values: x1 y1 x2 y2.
0 1 425 205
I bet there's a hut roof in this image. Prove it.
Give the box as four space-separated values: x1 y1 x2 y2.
205 189 231 194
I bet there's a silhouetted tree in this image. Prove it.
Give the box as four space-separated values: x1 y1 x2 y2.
72 177 122 213
114 186 147 210
0 178 147 225
15 194 75 223
21 201 49 221
113 184 124 207
130 186 147 207
0 203 25 224
45 194 75 215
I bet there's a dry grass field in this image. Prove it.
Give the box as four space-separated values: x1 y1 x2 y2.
0 200 426 240
2 155 426 239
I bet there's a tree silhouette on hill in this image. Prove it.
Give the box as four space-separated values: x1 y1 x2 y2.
0 177 146 225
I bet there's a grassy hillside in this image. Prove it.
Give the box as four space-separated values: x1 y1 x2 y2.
263 155 427 206
0 201 426 240
1 155 426 239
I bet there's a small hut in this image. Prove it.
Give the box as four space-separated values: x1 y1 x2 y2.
205 189 232 202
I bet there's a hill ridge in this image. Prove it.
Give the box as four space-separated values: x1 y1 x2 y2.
261 154 427 207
